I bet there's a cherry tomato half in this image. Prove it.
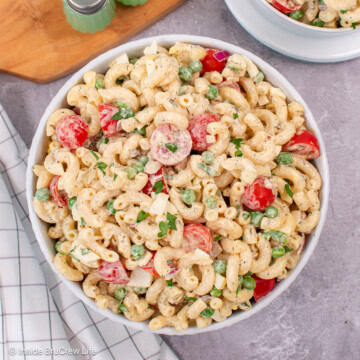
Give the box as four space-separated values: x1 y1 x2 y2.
283 130 320 160
49 176 68 208
187 113 220 151
270 0 302 13
216 81 240 92
98 103 122 138
253 275 276 302
98 260 129 284
142 168 169 197
56 115 88 150
201 49 228 74
242 177 276 212
183 224 212 253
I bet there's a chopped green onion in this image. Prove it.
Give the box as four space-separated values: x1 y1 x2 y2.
129 56 139 65
284 246 292 253
90 150 99 161
166 279 173 287
35 188 50 201
197 163 217 176
352 23 357 30
81 248 90 256
184 296 197 302
96 162 108 176
227 66 240 74
231 138 244 147
242 211 250 220
214 235 222 242
181 189 196 205
55 241 66 255
213 260 226 274
265 206 278 218
202 151 215 165
285 184 293 198
80 217 86 227
311 18 325 27
131 244 145 260
233 113 239 119
235 149 243 157
136 210 149 223
205 85 219 100
113 173 118 181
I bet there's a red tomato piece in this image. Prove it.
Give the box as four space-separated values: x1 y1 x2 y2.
98 103 122 138
201 49 228 74
98 260 129 284
253 275 276 302
282 130 320 160
270 0 302 13
140 252 160 277
49 176 68 208
242 177 276 212
183 224 213 253
142 168 169 196
187 113 220 151
150 124 192 166
216 81 240 92
56 115 88 150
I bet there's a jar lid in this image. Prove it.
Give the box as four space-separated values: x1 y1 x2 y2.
67 0 106 14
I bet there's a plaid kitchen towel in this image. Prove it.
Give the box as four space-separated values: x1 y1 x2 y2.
0 104 178 360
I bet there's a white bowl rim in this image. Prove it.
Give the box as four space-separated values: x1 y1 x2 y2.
26 34 330 336
259 0 357 33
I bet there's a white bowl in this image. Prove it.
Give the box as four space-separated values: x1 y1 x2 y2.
26 34 330 335
258 0 357 35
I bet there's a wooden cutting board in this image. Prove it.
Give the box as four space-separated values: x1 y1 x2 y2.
0 0 185 83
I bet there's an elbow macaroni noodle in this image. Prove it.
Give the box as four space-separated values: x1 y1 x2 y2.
33 41 322 331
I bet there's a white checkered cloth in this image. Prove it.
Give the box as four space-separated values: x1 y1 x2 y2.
0 104 178 360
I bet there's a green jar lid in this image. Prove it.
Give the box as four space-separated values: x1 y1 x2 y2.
63 0 116 34
116 0 148 6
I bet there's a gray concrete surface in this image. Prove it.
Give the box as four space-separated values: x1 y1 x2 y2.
1 0 359 359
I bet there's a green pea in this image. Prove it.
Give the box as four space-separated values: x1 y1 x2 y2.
95 78 104 89
133 161 145 173
189 60 203 73
138 155 149 165
272 246 285 258
210 286 222 297
179 67 193 82
35 188 50 201
290 10 303 20
181 189 196 205
265 206 278 218
126 167 137 180
129 56 139 65
131 244 145 260
205 85 219 100
311 18 325 27
206 197 217 209
200 307 214 319
250 211 264 227
202 151 215 165
242 276 256 290
134 287 147 294
213 260 226 274
114 288 127 302
276 152 292 165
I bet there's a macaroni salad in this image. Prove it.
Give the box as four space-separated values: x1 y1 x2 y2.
33 42 322 331
266 0 360 28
